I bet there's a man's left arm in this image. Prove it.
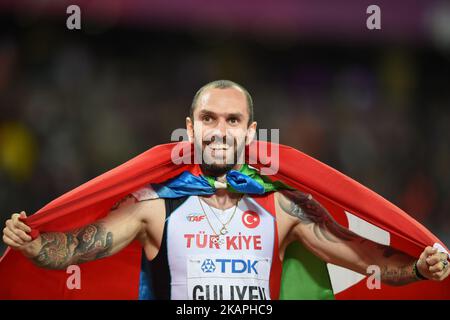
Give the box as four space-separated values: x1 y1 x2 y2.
277 190 450 286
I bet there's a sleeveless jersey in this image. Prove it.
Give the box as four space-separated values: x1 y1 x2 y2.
132 187 282 300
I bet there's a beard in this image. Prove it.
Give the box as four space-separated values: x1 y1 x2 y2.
200 162 236 176
195 135 246 177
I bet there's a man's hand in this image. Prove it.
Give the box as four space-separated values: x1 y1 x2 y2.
2 211 40 258
417 246 450 281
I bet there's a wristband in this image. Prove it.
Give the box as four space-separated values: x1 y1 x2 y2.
413 260 428 281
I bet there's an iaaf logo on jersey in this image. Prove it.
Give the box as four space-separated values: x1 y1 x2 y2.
187 214 206 222
201 258 259 275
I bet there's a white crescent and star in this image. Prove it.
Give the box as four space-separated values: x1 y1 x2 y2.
242 210 260 228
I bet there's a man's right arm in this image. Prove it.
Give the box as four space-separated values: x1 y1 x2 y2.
2 195 156 270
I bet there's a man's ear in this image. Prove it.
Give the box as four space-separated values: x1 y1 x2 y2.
186 117 194 143
246 121 257 145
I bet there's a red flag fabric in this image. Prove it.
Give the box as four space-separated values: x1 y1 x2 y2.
0 141 448 299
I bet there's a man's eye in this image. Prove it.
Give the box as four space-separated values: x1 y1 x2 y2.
203 116 212 122
228 118 238 124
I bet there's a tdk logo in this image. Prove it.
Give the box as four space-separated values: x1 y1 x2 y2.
201 259 216 273
201 259 259 274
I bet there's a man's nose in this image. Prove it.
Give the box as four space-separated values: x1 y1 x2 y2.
213 119 227 138
206 122 228 144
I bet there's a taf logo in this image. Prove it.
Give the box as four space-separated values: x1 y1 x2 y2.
242 210 260 229
187 214 205 222
201 259 216 273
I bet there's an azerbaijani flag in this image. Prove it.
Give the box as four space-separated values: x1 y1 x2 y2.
0 141 449 299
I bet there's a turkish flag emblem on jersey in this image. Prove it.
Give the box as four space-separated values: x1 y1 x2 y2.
242 210 260 229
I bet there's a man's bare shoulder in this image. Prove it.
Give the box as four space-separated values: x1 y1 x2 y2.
273 191 301 231
110 193 166 223
273 191 299 217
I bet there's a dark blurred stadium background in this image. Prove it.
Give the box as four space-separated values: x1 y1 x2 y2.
0 0 449 255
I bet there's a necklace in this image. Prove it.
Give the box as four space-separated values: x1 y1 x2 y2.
206 202 232 225
198 196 241 238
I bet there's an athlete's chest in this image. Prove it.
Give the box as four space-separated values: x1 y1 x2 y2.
166 195 275 254
165 195 277 300
142 194 293 262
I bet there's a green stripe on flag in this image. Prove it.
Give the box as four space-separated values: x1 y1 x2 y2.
280 241 335 300
237 164 293 193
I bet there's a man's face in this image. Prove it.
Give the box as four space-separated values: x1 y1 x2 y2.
186 87 257 176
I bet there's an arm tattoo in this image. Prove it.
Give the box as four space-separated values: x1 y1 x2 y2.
380 263 417 286
378 244 400 258
32 223 113 270
279 190 419 285
374 243 418 285
278 190 357 243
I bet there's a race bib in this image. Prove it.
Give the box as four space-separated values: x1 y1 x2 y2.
187 254 272 300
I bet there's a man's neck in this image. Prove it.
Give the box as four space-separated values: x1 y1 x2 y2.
199 163 244 210
200 190 242 210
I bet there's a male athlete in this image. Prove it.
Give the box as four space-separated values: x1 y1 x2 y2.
3 80 449 299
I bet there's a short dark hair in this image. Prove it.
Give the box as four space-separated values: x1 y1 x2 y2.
190 80 254 126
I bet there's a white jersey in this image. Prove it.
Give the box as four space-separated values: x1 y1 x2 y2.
132 189 282 300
